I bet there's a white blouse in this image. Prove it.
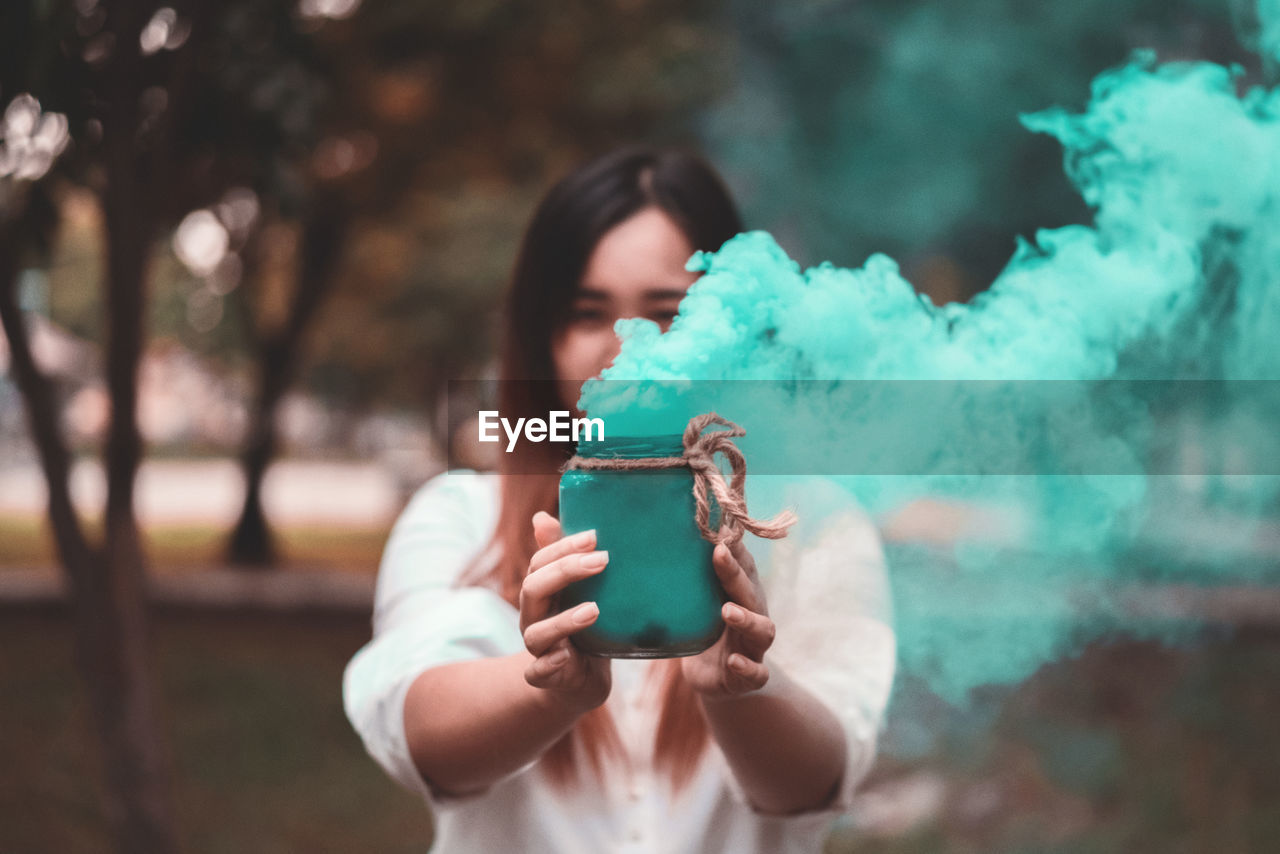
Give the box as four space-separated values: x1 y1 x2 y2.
343 471 896 853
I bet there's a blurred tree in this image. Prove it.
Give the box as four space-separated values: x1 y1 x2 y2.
0 0 222 850
204 0 734 564
704 0 1255 303
7 0 734 548
10 0 735 567
1 5 733 845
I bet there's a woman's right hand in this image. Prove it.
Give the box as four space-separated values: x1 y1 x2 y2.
519 511 611 713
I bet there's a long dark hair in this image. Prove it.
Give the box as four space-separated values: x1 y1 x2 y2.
468 146 744 790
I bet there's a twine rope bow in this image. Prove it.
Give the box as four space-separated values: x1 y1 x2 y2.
563 412 797 545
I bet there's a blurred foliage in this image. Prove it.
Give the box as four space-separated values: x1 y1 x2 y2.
8 0 736 417
296 0 736 411
11 0 1267 416
704 0 1263 303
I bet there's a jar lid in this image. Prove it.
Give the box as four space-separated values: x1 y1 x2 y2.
574 434 685 460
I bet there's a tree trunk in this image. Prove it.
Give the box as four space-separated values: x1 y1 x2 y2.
100 125 178 854
76 1 180 849
1 219 178 854
227 396 279 565
227 204 349 567
72 541 178 854
0 230 94 588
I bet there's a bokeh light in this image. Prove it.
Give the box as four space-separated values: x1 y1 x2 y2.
0 95 70 183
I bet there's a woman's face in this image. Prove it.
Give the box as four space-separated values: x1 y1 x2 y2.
551 206 699 411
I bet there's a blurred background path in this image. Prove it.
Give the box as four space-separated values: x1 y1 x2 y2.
0 456 404 527
0 456 411 609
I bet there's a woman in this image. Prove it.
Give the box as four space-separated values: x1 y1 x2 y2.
343 147 896 853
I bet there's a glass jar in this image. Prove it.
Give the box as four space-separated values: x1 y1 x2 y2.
558 434 725 658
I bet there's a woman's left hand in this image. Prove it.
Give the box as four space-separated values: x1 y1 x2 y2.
681 539 775 700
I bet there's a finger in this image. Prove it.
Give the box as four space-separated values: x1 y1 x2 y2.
713 544 765 612
524 645 572 688
519 550 608 625
523 602 600 656
529 524 597 574
729 538 760 582
532 511 563 550
726 653 769 693
722 602 776 659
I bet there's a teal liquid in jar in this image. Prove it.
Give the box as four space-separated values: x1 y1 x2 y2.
558 434 725 658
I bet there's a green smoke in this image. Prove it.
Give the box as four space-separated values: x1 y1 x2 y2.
701 0 1253 289
581 7 1280 701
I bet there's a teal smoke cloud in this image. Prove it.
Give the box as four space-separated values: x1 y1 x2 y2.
580 8 1280 701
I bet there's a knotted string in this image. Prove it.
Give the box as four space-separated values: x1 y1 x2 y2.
562 412 797 545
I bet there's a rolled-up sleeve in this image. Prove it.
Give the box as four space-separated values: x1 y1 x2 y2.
342 471 524 805
725 476 897 816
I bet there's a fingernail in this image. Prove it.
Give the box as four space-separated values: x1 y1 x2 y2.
547 648 570 666
572 602 599 624
572 530 596 548
580 550 608 569
725 603 744 622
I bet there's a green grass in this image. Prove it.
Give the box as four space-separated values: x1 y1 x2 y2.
835 633 1280 854
3 612 1277 853
0 514 54 565
0 513 388 572
0 611 432 854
